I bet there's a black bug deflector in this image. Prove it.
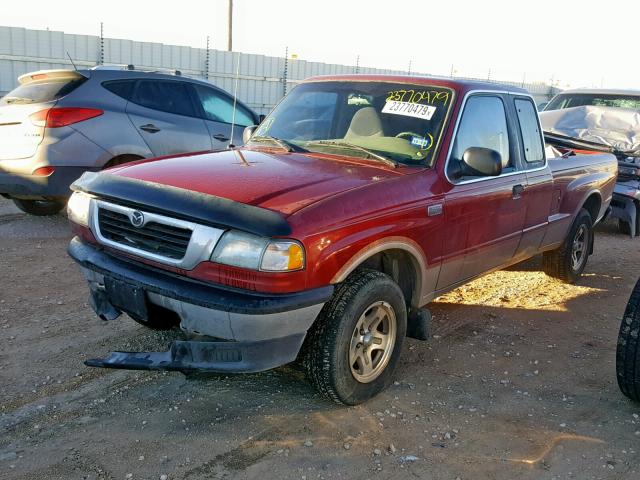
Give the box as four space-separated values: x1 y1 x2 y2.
86 333 306 374
71 171 292 237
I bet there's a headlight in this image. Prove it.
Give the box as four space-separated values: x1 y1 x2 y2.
211 230 304 271
67 191 92 227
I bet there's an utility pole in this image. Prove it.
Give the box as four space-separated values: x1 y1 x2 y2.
407 60 412 75
227 0 233 51
355 55 360 74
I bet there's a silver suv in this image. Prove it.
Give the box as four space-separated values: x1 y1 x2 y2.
0 67 259 215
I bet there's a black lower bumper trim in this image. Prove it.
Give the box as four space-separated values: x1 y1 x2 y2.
85 333 306 373
68 237 333 315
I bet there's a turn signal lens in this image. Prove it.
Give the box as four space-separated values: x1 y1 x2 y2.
261 241 305 271
67 191 92 227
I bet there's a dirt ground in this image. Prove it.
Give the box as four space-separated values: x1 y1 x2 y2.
1 196 639 480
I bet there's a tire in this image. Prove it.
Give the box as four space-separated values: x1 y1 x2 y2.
542 208 593 283
616 278 640 402
12 198 66 216
301 269 407 405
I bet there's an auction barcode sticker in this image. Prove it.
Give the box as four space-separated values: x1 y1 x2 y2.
382 101 436 120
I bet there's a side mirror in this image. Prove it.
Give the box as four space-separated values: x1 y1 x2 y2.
258 114 266 123
461 147 503 177
243 125 258 144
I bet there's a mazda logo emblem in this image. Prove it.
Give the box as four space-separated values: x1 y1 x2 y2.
130 210 145 227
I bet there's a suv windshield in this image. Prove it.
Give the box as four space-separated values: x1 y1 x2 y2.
545 93 640 111
0 78 86 106
250 81 454 166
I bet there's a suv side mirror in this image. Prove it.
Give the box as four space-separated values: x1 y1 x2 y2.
461 147 503 177
243 125 258 144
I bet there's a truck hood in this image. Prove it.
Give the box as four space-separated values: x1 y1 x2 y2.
110 148 404 215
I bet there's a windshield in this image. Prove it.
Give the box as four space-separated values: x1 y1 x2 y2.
0 78 86 106
545 93 640 111
250 81 454 166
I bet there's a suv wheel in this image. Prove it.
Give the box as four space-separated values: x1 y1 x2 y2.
616 278 640 402
542 208 593 283
13 198 66 216
302 269 407 405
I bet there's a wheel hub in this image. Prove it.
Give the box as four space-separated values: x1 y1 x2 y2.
571 224 587 271
348 301 397 384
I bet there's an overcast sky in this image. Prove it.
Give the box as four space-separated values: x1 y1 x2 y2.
2 0 638 89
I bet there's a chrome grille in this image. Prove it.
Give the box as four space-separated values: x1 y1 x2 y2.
97 208 192 259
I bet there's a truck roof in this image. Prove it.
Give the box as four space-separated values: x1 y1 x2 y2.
303 74 529 95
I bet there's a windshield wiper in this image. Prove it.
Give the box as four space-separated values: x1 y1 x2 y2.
307 140 398 168
249 135 308 153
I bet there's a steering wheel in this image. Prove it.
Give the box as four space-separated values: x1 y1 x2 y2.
395 131 422 139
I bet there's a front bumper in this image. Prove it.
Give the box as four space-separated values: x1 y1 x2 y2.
68 237 333 373
0 166 94 198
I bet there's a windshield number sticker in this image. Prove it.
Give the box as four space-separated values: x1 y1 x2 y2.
382 101 436 120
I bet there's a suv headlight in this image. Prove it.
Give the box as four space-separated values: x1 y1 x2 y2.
67 191 92 227
211 230 304 271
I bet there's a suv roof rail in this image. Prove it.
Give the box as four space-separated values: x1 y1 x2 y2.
90 64 182 76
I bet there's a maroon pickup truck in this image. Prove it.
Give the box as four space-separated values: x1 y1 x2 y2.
67 75 617 404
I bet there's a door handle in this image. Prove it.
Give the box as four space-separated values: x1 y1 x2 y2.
212 133 229 142
140 124 161 133
512 184 525 199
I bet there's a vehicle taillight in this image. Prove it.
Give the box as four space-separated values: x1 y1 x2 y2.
29 108 103 128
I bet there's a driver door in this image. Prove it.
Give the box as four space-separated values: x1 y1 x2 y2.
436 94 527 290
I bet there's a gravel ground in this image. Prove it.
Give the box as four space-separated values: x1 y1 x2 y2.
1 197 639 480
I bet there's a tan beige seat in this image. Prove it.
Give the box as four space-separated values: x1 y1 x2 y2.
345 107 384 138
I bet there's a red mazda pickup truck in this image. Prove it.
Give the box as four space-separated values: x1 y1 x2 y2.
67 75 617 404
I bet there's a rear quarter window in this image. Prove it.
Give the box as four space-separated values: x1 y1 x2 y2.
514 98 545 164
102 80 136 100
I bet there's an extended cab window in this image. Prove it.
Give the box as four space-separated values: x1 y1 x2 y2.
132 80 196 117
514 98 544 165
448 95 511 181
193 85 254 127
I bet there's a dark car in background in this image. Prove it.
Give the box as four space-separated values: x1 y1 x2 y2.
0 66 259 215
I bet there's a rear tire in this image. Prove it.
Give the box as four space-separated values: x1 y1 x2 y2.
12 198 66 216
301 269 407 405
616 278 640 402
542 208 592 283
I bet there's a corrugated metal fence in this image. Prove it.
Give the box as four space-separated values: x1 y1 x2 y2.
0 26 558 113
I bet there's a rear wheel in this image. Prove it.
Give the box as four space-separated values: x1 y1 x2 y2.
302 269 407 405
12 198 66 216
616 278 640 402
542 209 593 283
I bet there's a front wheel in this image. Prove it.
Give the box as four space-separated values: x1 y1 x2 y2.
616 278 640 402
542 209 593 283
13 198 67 216
302 269 407 405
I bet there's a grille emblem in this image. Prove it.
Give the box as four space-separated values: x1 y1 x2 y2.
130 210 145 227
